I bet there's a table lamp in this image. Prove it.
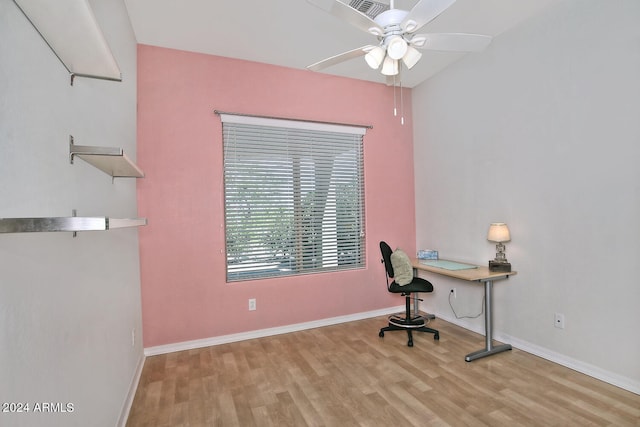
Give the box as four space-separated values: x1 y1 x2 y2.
487 222 511 272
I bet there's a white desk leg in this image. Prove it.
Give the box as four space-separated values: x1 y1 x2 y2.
465 279 512 362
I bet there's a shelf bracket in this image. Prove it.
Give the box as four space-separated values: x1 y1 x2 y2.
72 209 77 238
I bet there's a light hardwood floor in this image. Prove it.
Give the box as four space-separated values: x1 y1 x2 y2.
126 316 640 426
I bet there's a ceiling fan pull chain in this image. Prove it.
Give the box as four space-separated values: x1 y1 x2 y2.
400 80 404 125
393 75 398 117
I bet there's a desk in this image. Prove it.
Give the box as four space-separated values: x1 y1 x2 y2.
412 259 517 361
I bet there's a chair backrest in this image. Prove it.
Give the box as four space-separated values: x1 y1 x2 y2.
379 241 394 279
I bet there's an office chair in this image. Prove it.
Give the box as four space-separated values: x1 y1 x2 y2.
379 241 439 347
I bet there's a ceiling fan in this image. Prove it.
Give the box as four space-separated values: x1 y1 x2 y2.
307 0 492 77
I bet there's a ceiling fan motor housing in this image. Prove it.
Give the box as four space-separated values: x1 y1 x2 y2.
369 9 408 38
369 8 411 61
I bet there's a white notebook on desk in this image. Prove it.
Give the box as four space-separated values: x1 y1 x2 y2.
419 260 478 271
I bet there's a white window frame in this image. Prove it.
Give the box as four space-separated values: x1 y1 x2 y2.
219 113 367 282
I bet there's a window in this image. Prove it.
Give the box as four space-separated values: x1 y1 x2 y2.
220 113 367 281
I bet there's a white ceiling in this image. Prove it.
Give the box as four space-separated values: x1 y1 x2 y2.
123 0 556 88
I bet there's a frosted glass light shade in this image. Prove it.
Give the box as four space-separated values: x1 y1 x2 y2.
380 56 398 76
387 36 408 60
364 46 385 69
402 46 422 69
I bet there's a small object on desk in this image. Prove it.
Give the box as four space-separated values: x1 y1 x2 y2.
487 222 512 272
419 259 477 271
417 249 438 260
489 260 511 272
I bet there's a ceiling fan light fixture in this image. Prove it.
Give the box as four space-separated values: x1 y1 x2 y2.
364 45 386 69
402 45 422 69
386 35 408 60
380 56 398 76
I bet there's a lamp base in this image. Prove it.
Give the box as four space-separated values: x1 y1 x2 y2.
489 260 511 272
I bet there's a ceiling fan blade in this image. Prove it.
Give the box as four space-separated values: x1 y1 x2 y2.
307 45 376 72
411 33 492 52
307 0 382 34
401 0 457 33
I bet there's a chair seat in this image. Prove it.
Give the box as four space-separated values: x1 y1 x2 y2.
388 276 433 294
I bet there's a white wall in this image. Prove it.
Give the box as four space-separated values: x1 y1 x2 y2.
413 0 640 393
0 1 143 426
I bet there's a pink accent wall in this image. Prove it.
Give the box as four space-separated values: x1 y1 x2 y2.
137 44 417 347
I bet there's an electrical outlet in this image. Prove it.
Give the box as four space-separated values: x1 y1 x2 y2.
450 288 457 299
248 298 256 311
131 329 136 347
554 313 565 329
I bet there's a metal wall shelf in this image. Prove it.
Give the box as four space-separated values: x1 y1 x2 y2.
13 0 122 84
0 216 147 234
5 3 142 237
70 136 144 178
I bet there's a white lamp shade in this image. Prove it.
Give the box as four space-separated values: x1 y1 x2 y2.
402 46 422 69
487 223 511 242
387 36 408 60
364 46 385 69
380 56 398 76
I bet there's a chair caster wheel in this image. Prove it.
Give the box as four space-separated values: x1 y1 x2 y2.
434 333 440 340
379 331 384 338
408 340 413 347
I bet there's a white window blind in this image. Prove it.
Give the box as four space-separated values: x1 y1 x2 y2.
220 113 367 281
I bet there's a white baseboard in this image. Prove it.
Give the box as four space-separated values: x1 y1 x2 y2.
117 353 146 427
144 306 404 357
434 311 640 396
498 331 640 395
